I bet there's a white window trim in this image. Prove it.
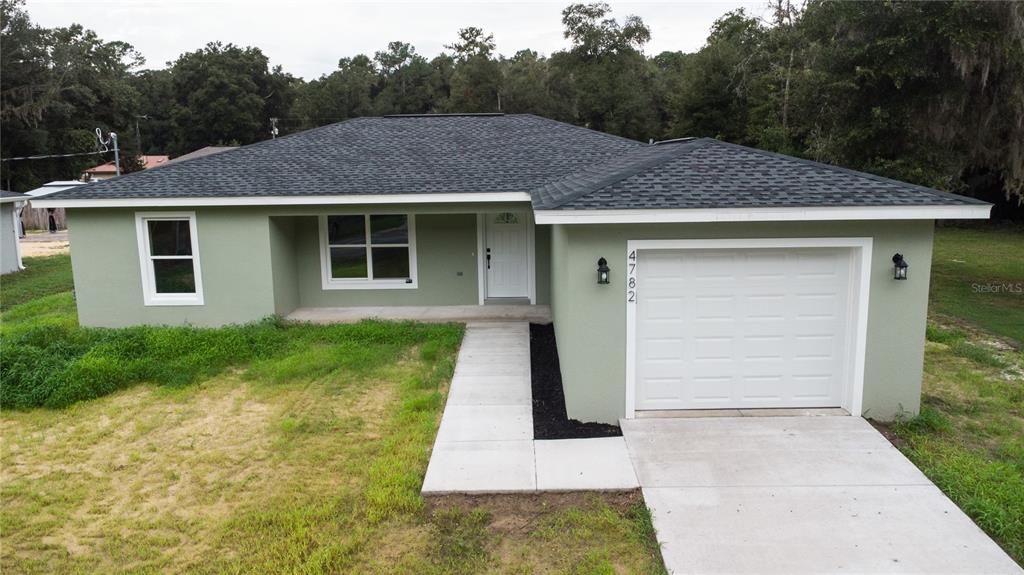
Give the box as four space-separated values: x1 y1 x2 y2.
135 211 204 306
319 214 418 290
623 237 872 419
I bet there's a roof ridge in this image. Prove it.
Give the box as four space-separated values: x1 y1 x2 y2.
533 139 710 209
703 139 989 206
517 114 644 146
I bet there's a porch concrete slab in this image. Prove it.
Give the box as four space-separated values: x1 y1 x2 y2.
643 485 1023 574
535 437 639 491
287 305 551 324
624 416 1022 574
436 405 533 442
422 440 536 494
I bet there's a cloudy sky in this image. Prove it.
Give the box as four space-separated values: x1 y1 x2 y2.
26 0 768 80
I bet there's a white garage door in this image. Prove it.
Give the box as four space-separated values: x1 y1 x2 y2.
635 247 854 411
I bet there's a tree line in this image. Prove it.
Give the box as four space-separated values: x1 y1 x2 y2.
2 0 1021 213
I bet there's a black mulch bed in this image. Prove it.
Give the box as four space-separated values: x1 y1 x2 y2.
530 323 622 440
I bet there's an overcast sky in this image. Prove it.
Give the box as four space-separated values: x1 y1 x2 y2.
26 0 769 80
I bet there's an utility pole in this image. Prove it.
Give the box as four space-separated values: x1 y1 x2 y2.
95 128 121 176
270 117 279 139
111 133 121 176
135 115 149 157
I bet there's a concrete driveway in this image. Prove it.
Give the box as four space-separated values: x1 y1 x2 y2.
622 416 1022 575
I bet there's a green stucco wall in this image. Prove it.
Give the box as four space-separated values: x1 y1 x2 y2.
66 203 548 326
534 224 552 306
292 213 481 307
67 208 277 327
269 216 299 315
549 220 935 424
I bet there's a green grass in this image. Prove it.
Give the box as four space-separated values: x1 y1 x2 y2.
889 225 1024 565
930 225 1024 343
0 254 666 574
0 254 74 311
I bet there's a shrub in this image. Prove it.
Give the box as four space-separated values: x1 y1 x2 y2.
0 306 463 410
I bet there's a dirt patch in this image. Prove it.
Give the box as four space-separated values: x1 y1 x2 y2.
424 490 645 535
867 418 909 450
19 236 70 257
530 323 622 439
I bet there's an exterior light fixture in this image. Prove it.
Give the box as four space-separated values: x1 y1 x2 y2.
892 253 908 280
597 257 610 285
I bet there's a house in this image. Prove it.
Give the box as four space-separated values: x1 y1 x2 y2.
34 114 990 424
82 155 170 181
0 190 27 274
22 181 87 231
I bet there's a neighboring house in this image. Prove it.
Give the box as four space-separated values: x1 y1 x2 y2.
166 146 238 164
22 181 87 230
36 114 990 424
82 155 170 181
0 190 27 274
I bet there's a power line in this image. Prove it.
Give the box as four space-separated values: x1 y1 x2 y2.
1 149 108 162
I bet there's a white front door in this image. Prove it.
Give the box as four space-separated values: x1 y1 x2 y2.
485 212 528 298
635 247 854 411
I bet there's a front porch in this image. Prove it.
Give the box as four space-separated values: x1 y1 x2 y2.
269 208 551 318
286 304 552 324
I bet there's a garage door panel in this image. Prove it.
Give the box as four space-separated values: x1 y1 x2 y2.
690 376 734 402
636 247 852 411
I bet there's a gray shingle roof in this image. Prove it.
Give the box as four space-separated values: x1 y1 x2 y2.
534 138 987 210
0 190 27 204
49 114 640 200
47 115 984 210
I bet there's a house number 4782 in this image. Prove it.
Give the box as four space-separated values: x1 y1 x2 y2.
627 250 637 303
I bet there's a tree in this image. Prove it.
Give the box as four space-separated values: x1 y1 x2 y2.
373 42 437 114
1 0 142 190
292 55 376 129
553 3 660 140
446 27 502 112
167 42 293 154
667 10 765 144
500 50 554 115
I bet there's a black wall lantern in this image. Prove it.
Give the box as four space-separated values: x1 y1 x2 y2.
597 257 610 285
892 253 909 280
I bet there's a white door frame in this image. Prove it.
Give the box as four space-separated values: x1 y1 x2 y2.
624 237 873 418
476 211 536 305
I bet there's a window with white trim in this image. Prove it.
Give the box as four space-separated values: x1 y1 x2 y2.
319 214 417 289
135 212 204 305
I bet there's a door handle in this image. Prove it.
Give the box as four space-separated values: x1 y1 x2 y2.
486 248 491 269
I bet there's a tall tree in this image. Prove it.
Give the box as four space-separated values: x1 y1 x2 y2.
446 27 502 112
291 55 376 129
552 3 660 140
167 42 294 154
667 9 765 144
373 42 437 114
1 0 143 190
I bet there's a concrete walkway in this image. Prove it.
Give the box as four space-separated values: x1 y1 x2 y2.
622 417 1022 574
422 322 637 494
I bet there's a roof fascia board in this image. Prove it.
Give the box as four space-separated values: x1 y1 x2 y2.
534 204 992 224
32 192 533 209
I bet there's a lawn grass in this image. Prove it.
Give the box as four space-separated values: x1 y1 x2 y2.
930 225 1024 343
0 254 666 574
889 225 1024 565
0 254 74 312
